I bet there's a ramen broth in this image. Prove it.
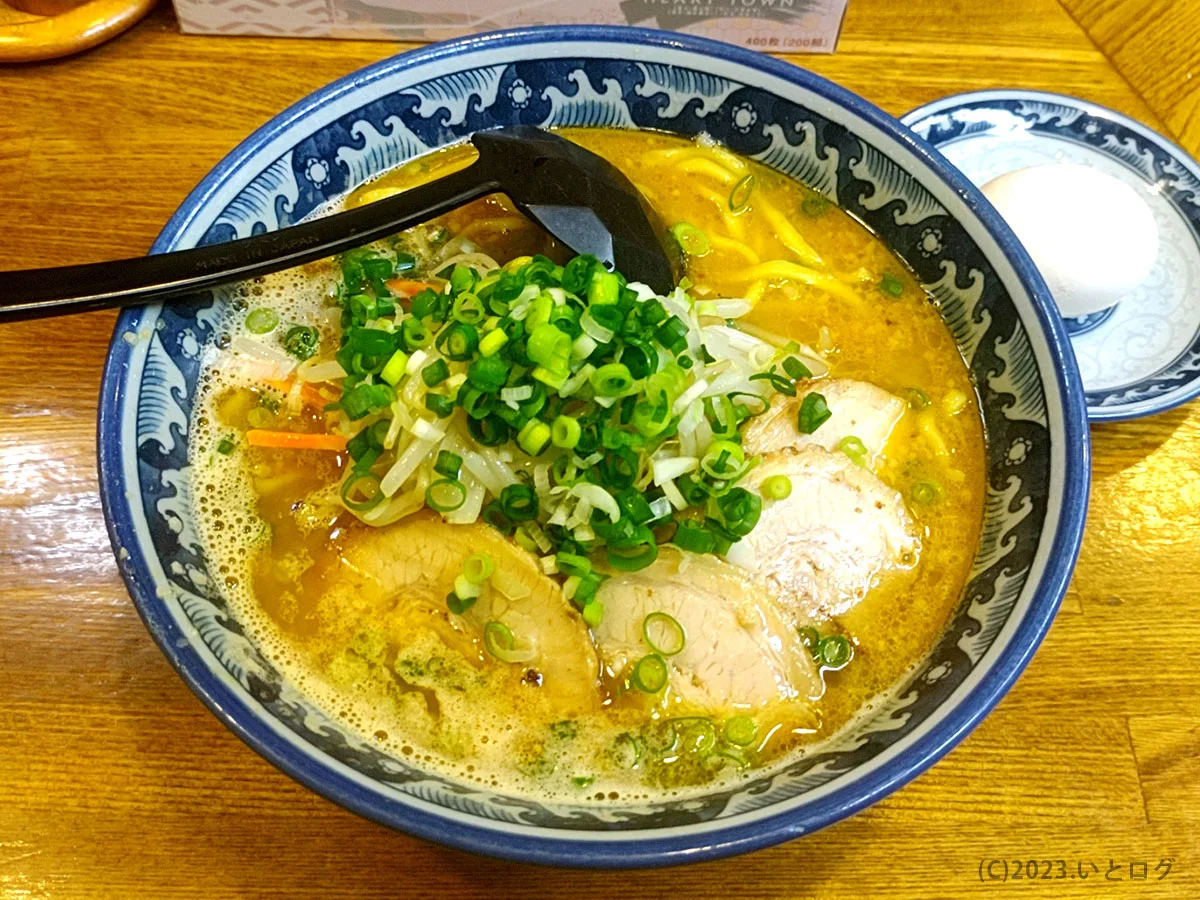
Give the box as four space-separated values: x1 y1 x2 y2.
190 129 986 800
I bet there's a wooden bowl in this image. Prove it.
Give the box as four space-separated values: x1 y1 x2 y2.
0 0 156 62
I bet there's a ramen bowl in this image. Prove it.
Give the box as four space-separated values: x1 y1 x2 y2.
98 26 1089 867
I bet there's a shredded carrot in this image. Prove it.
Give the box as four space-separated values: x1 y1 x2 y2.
263 378 332 410
386 278 439 297
246 430 347 452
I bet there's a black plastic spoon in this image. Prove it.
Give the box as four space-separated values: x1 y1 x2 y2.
0 126 681 323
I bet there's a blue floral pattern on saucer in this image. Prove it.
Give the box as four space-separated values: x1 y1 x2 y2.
97 30 1089 866
903 89 1200 422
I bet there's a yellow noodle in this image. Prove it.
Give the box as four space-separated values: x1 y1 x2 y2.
641 146 692 165
641 144 749 174
457 216 529 241
744 280 767 302
698 187 745 239
702 142 750 174
738 260 859 303
675 157 738 185
756 196 824 269
709 233 761 265
348 186 406 208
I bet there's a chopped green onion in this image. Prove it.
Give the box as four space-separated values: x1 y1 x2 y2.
561 255 596 295
718 488 762 538
601 447 639 490
551 415 582 450
479 328 508 357
481 500 514 535
837 435 869 467
671 222 710 257
750 370 796 396
729 173 756 211
612 732 642 768
347 327 395 357
378 349 409 386
640 298 667 326
446 590 476 615
654 316 690 355
616 489 655 526
468 414 509 447
910 480 941 505
526 293 554 330
798 391 832 434
632 396 672 437
760 474 792 500
401 317 431 350
818 634 853 669
425 393 455 418
341 473 383 512
500 483 538 522
463 552 495 584
434 450 462 479
426 478 467 513
461 387 495 420
483 621 526 663
216 436 236 455
451 292 486 324
245 307 280 334
642 612 685 656
800 194 831 217
555 552 592 577
902 387 931 409
410 289 440 319
798 626 820 650
467 355 510 391
724 716 758 747
448 264 476 295
527 323 572 373
435 322 479 361
701 439 746 480
581 601 604 628
454 574 482 601
421 358 450 387
283 325 320 360
346 293 376 325
573 573 602 607
606 538 658 572
781 356 812 380
591 363 634 398
631 653 669 693
674 519 715 554
532 365 569 390
620 341 658 380
517 419 552 456
879 273 905 298
587 270 621 306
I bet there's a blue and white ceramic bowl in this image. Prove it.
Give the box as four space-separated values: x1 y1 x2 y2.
98 27 1090 867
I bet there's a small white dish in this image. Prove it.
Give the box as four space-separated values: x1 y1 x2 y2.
903 89 1200 421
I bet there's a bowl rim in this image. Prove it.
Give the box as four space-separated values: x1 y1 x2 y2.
97 24 1091 868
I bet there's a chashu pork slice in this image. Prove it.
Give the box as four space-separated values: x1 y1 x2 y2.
592 550 822 718
313 514 600 715
732 446 919 624
743 378 906 468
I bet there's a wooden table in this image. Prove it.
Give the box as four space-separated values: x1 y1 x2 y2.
2 2 1199 896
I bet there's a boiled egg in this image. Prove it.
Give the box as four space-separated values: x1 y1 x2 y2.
980 164 1158 317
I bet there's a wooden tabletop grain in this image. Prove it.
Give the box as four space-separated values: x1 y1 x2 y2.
2 1 1199 897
